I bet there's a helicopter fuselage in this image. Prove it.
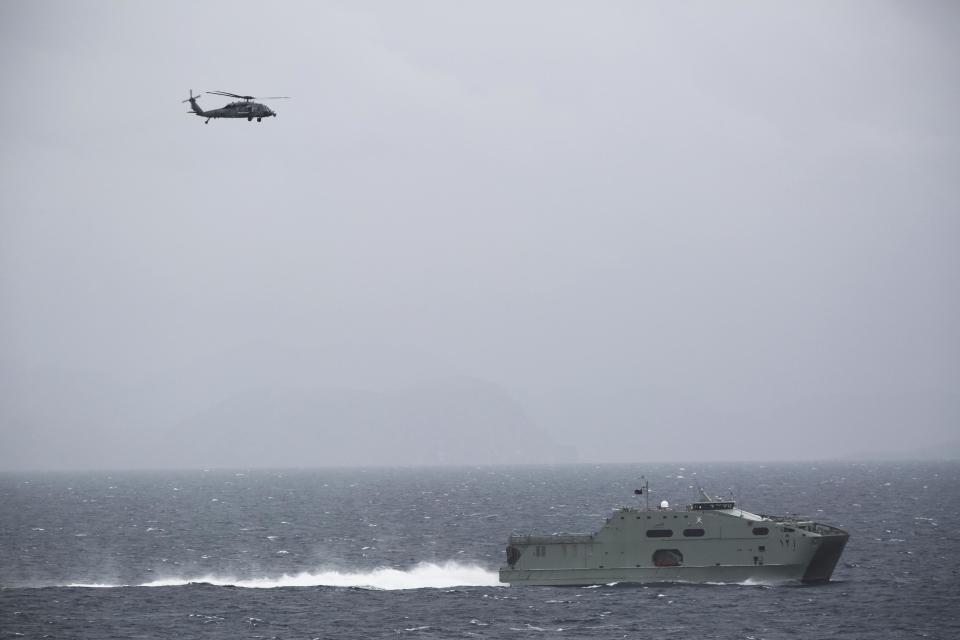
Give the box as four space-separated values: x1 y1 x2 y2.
184 90 288 124
186 96 276 123
202 101 276 120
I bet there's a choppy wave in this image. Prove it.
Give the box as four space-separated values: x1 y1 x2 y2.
65 561 504 590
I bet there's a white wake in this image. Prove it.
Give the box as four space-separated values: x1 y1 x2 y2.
66 561 504 590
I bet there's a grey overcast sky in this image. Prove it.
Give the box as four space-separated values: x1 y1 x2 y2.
1 1 958 470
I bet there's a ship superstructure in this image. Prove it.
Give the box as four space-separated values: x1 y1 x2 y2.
499 484 848 586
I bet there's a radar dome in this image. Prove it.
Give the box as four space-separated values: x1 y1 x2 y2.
660 500 669 509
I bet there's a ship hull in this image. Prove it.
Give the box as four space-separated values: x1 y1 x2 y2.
500 562 809 586
800 531 849 583
499 505 849 587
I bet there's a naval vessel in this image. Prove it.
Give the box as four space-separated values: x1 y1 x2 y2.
499 482 848 586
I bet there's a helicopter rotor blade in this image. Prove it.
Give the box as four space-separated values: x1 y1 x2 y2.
208 90 289 100
208 90 249 99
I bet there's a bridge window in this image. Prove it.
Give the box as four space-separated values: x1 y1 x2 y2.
752 527 769 536
692 502 735 510
683 528 705 537
646 529 673 538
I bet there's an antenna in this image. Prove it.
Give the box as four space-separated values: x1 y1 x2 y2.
634 475 650 511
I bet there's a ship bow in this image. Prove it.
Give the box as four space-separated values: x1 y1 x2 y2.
801 529 849 583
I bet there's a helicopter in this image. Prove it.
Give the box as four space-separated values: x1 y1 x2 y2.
183 90 289 124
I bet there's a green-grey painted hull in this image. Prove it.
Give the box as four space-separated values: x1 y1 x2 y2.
499 501 848 586
500 563 805 586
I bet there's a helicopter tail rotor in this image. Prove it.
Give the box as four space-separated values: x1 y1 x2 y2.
182 90 205 116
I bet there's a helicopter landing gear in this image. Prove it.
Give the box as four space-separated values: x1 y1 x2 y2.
247 117 253 121
257 117 262 122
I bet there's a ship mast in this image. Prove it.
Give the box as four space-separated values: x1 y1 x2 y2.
634 475 650 511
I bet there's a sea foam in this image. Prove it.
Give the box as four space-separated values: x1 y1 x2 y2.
67 561 504 590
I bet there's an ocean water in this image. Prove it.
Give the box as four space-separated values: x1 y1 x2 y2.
1 462 958 639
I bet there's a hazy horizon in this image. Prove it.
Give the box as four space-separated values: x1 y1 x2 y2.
2 1 957 471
